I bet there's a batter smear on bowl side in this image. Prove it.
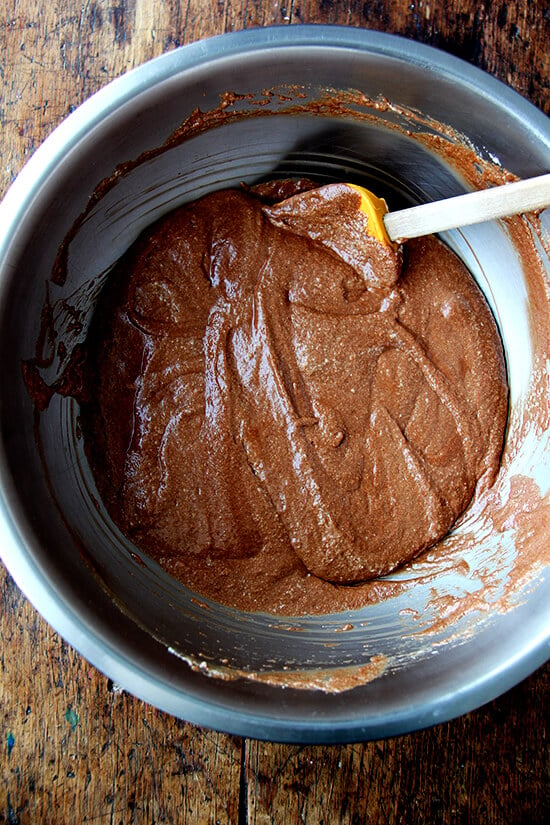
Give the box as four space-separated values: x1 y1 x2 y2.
81 180 508 611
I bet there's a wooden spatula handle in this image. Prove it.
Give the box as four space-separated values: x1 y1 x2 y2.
384 173 550 242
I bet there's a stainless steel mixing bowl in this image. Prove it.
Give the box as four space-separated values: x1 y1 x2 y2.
0 26 549 743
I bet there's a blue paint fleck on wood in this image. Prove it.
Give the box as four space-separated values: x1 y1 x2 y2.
6 732 15 757
64 706 79 731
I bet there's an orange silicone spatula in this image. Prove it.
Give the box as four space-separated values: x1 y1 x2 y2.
347 173 550 245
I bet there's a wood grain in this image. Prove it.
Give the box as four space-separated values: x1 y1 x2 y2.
1 2 549 824
0 572 242 824
247 664 549 823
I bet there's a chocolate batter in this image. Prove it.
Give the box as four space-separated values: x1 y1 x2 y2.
81 180 508 609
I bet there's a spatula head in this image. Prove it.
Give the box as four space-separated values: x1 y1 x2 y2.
346 183 393 246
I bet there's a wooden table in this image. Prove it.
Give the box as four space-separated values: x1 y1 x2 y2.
1 2 548 822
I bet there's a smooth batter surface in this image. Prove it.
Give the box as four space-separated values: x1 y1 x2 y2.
82 181 508 610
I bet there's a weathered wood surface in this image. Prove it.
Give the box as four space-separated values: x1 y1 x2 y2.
1 1 549 823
